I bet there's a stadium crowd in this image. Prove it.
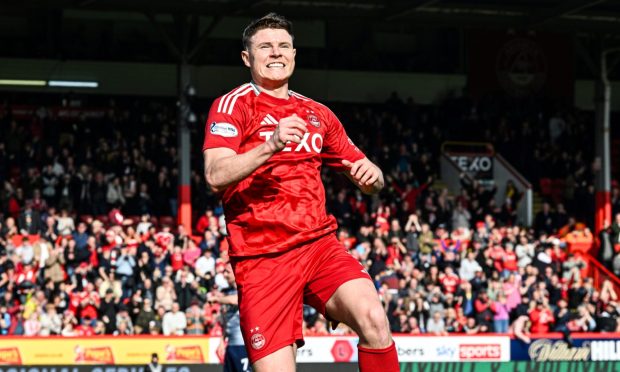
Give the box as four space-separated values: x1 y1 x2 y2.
0 92 620 339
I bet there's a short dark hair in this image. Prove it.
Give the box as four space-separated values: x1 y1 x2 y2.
242 13 294 50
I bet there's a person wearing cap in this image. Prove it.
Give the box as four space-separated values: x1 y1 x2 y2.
116 303 134 334
99 288 118 334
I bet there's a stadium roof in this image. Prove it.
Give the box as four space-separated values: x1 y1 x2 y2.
3 0 620 34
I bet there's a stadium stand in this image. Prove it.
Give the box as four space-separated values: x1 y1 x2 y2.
0 91 619 339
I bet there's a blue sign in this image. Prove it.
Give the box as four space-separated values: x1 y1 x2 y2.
511 338 620 362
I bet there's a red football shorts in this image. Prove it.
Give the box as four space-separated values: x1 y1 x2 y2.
231 234 371 363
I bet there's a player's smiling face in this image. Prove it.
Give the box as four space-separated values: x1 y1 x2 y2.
242 28 296 89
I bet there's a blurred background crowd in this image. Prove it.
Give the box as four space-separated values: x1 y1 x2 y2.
1 91 620 340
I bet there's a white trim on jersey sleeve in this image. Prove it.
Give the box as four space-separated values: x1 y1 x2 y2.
226 87 254 115
217 84 251 114
290 91 312 101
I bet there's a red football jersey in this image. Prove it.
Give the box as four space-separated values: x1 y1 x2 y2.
203 83 365 257
440 273 460 294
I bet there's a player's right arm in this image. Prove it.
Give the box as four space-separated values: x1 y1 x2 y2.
203 98 307 193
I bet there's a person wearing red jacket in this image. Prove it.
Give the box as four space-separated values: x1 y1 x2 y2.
440 266 460 294
529 301 555 334
501 243 519 277
473 291 494 332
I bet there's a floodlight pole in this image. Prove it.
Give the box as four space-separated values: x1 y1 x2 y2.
594 48 619 235
177 59 193 235
147 13 221 235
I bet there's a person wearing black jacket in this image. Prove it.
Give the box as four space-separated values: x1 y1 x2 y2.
146 353 162 372
98 288 117 334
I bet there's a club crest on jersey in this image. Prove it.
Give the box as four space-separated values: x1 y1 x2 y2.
307 114 320 128
250 327 266 350
210 122 238 137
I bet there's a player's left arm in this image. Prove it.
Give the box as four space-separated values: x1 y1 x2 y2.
342 157 384 195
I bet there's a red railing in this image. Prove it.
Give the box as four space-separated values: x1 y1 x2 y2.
582 253 620 295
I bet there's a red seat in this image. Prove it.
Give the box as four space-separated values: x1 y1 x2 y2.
551 179 566 204
125 215 140 225
539 178 552 196
159 216 175 228
95 215 110 226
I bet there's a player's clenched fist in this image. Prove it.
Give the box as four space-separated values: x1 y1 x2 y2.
268 114 308 152
342 157 384 194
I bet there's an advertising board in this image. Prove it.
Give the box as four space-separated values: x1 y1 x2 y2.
209 336 510 363
0 337 209 365
511 336 620 362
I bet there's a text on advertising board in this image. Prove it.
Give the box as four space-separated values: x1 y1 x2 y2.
459 344 502 360
527 340 589 362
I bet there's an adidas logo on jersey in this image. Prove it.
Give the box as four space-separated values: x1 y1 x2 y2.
260 114 278 126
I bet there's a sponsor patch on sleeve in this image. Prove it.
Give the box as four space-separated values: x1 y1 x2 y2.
210 122 238 137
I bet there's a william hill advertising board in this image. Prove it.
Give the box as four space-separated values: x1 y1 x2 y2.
511 338 620 362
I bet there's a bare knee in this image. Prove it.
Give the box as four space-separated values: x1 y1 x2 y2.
356 302 391 348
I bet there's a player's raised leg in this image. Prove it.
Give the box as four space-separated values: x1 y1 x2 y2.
252 345 296 372
325 278 399 372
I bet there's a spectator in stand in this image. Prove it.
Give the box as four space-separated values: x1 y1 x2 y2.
39 303 62 335
458 251 480 282
156 276 177 312
195 248 216 279
0 91 616 340
76 317 95 336
599 223 615 271
501 243 519 278
115 246 136 298
116 305 134 334
493 294 510 333
417 223 435 261
106 177 125 210
567 305 597 332
534 203 555 235
162 302 186 336
529 300 554 334
473 291 493 332
99 270 122 300
426 311 447 335
515 234 534 268
439 266 460 294
135 298 156 334
60 313 76 336
451 203 471 230
185 301 205 335
562 254 586 282
56 209 75 236
114 320 132 335
463 317 482 334
0 304 11 335
18 206 41 235
99 288 118 334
